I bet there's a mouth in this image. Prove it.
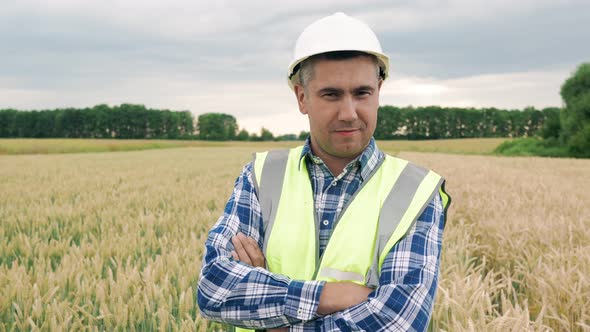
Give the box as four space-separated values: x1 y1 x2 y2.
333 128 360 136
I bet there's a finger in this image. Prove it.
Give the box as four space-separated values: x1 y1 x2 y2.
240 235 261 267
244 236 265 268
239 234 261 255
237 233 259 264
231 250 239 261
232 235 250 264
232 234 253 266
235 233 264 268
252 238 266 269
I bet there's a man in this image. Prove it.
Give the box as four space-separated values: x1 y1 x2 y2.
197 12 450 332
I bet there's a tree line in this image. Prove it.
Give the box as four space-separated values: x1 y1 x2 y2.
374 106 559 140
0 104 558 141
195 113 308 141
0 104 194 139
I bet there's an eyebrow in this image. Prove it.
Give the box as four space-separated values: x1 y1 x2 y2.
317 87 343 95
317 85 376 95
353 85 376 93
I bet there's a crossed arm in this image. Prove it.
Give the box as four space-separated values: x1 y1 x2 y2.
230 232 374 332
230 233 373 315
197 163 445 331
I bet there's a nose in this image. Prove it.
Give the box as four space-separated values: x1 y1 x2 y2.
338 96 358 122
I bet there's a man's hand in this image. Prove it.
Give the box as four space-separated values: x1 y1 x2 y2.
232 234 288 331
231 232 266 268
231 233 373 325
317 282 373 315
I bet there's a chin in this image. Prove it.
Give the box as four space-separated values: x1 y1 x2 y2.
332 145 364 158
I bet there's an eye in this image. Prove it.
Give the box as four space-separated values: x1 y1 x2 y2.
321 92 340 100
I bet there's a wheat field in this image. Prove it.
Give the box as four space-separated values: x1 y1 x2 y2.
0 138 506 156
0 143 589 331
0 139 297 155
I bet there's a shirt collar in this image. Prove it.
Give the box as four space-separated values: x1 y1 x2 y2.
298 137 383 181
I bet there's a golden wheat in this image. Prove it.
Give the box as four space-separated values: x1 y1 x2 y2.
0 144 588 331
0 139 302 155
0 138 505 155
397 152 590 332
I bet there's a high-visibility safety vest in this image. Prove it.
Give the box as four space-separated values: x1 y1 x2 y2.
233 146 450 332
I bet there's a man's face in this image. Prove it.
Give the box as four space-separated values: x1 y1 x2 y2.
295 56 382 162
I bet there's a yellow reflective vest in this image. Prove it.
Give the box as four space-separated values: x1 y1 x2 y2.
233 146 450 332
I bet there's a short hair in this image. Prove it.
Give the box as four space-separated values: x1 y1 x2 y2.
297 51 383 88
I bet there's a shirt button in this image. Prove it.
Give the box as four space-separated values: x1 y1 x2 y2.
322 220 329 226
331 181 337 186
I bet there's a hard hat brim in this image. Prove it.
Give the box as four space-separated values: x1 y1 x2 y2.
287 50 390 91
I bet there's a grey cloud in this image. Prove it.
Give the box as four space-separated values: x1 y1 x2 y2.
376 2 590 78
1 0 588 134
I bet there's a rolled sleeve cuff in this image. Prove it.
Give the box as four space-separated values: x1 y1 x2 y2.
284 279 325 321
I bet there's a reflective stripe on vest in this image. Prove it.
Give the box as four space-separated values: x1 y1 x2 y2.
235 146 450 332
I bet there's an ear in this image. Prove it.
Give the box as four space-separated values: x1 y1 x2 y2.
378 79 383 91
294 85 308 115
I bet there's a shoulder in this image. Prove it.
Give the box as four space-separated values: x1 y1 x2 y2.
250 146 305 184
232 161 256 196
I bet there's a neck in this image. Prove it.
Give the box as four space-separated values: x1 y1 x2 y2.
309 143 358 177
323 157 350 177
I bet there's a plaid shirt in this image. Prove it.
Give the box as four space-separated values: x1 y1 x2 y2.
197 138 445 332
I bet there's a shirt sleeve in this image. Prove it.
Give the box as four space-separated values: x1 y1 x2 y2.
197 162 325 330
289 193 446 332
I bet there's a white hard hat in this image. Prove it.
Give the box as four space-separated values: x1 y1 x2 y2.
287 12 390 90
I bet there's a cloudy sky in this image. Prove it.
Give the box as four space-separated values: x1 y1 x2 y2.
1 0 589 134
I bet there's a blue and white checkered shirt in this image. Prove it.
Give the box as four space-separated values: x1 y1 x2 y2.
197 138 445 331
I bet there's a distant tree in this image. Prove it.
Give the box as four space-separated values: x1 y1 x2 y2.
91 104 111 138
34 110 56 138
14 111 35 137
540 107 561 139
0 109 18 137
260 127 274 141
197 113 237 140
509 108 527 138
560 63 590 157
162 110 181 139
298 130 309 140
235 129 249 141
180 111 195 137
275 134 298 141
375 106 401 139
147 107 164 138
118 104 149 138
